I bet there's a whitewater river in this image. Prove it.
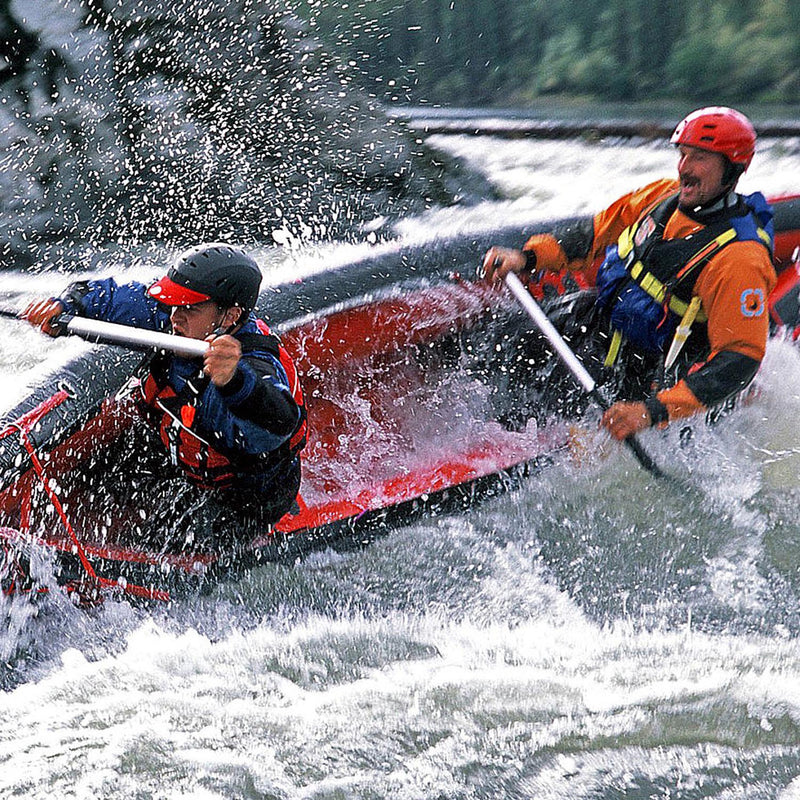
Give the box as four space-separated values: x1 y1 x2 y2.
2 131 800 798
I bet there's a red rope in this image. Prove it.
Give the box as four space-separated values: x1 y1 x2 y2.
0 392 170 603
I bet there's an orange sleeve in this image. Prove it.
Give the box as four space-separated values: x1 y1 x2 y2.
523 178 680 276
656 239 776 421
656 381 705 420
522 233 571 271
693 240 777 362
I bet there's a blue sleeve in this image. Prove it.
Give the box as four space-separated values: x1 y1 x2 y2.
195 355 301 456
60 278 170 331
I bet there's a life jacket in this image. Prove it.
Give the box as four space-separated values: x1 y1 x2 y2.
138 320 307 490
595 191 774 366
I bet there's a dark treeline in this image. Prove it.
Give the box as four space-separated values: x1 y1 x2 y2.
297 0 800 106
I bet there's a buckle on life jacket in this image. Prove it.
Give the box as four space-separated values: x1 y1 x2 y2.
664 296 703 370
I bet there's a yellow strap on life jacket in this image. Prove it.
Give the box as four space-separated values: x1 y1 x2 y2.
602 220 739 367
676 228 738 279
622 259 710 323
618 225 635 259
604 330 624 368
620 225 739 319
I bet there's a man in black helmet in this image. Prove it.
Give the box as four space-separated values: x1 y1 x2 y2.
23 243 306 552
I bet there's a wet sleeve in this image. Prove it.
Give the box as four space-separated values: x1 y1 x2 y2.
522 223 593 273
59 278 168 330
217 355 300 438
656 352 761 419
523 178 679 273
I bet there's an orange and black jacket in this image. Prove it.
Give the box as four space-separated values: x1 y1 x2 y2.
522 178 776 422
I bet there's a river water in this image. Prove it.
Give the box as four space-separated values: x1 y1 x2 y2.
2 131 800 799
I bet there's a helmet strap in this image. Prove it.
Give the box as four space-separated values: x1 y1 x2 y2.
721 159 744 189
214 305 245 336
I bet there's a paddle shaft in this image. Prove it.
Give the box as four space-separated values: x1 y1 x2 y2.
504 272 665 479
0 307 208 358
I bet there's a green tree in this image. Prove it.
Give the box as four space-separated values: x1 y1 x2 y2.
294 0 800 105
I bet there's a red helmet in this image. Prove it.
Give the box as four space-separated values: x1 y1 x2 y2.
670 106 756 169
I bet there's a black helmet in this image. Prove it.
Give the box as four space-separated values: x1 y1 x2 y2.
148 243 262 312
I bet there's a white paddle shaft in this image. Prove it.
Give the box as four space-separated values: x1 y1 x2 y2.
64 316 209 358
504 272 596 394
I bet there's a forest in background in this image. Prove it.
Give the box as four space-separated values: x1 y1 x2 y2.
297 0 800 107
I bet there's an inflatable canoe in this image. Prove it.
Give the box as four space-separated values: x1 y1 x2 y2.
2 195 799 604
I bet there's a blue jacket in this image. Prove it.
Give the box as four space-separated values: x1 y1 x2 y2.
60 278 302 493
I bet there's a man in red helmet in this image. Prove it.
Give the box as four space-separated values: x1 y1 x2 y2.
483 106 776 442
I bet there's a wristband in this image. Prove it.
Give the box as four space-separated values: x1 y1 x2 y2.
523 249 538 273
644 397 669 426
60 281 90 314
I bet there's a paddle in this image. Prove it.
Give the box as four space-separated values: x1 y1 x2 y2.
0 307 208 358
504 272 666 479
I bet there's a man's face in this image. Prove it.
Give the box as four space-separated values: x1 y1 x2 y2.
677 145 729 210
169 300 226 339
